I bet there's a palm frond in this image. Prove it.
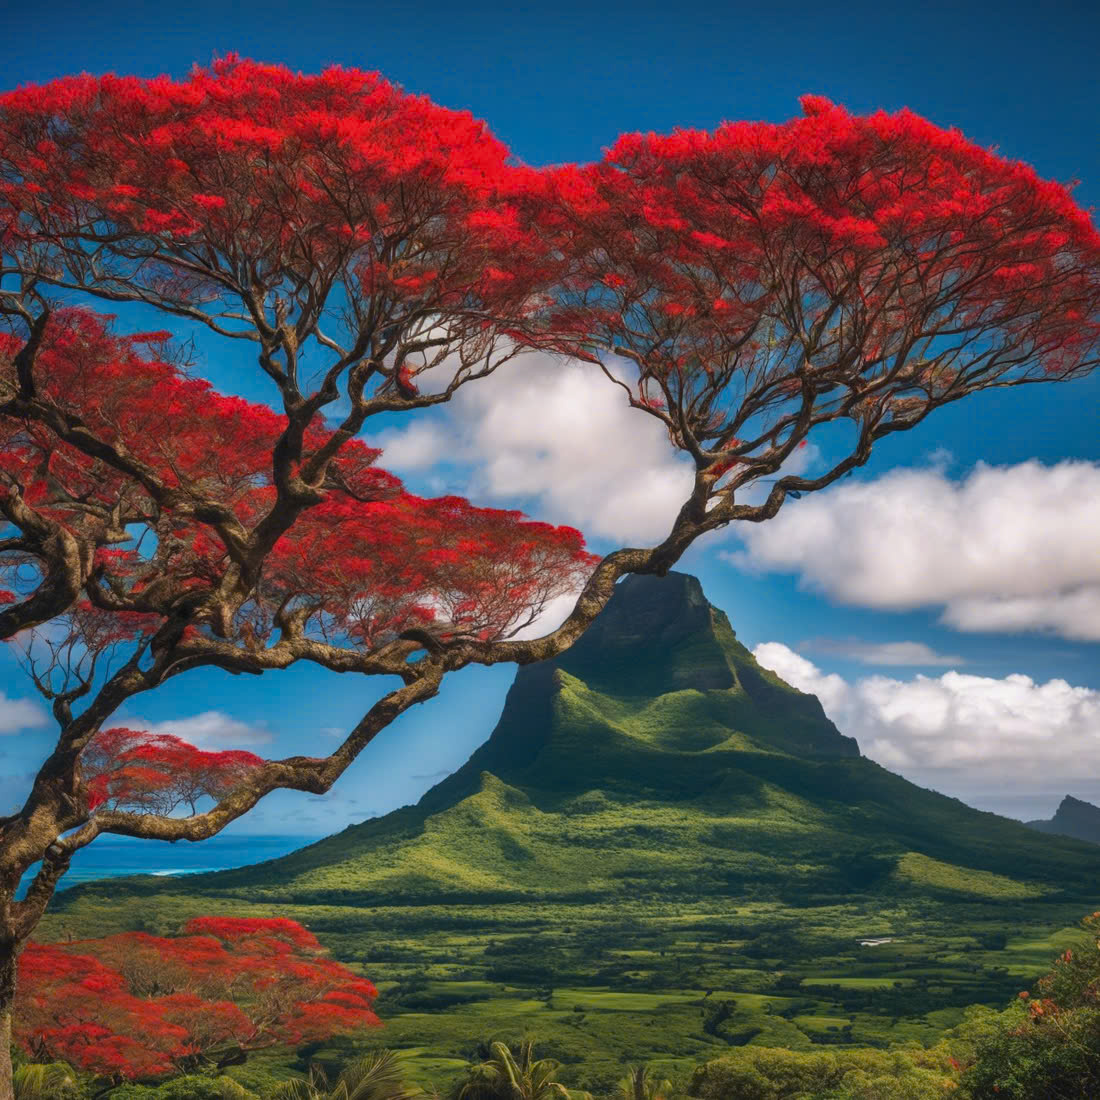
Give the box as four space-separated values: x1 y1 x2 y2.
339 1049 421 1100
616 1064 672 1100
269 1051 419 1100
458 1038 568 1100
492 1043 525 1098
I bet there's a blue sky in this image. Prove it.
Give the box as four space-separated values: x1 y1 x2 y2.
1 0 1098 832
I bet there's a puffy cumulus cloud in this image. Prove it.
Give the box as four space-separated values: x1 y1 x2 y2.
751 642 851 715
943 588 1100 640
752 642 1100 817
0 693 48 734
373 350 835 547
726 460 1100 641
375 352 695 544
509 589 581 641
373 419 451 471
133 710 272 748
801 639 966 666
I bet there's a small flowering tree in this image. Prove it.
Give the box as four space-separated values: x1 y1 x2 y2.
959 913 1100 1096
0 59 1096 1099
15 917 379 1085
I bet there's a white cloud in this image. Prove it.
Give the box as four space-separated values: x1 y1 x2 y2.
373 419 451 471
943 588 1100 640
375 352 695 544
752 641 1100 817
0 693 49 734
752 642 852 716
134 710 272 748
508 589 580 641
725 460 1100 641
373 349 840 549
802 639 966 666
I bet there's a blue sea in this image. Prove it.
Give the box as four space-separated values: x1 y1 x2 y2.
17 834 315 897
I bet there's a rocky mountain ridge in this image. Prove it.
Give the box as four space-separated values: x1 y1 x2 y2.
1027 794 1100 845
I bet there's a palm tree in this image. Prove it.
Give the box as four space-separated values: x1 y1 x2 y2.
12 1063 80 1099
457 1041 570 1100
616 1065 672 1100
271 1048 422 1100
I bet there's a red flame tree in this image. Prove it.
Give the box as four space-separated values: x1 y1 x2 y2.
542 95 1100 552
0 60 1096 1099
15 917 379 1085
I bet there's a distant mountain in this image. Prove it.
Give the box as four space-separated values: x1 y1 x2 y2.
103 571 1098 908
1027 795 1100 845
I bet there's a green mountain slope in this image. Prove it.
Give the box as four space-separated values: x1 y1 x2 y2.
179 572 1098 905
47 573 1100 1087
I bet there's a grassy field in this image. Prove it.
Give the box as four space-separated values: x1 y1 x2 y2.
45 864 1097 1092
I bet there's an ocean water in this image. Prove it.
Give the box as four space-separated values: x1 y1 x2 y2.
16 834 315 897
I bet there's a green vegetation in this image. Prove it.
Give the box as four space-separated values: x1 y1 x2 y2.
891 853 1046 899
959 911 1100 1098
268 1049 425 1100
687 1045 961 1098
36 576 1100 1096
13 915 1100 1096
12 1063 81 1099
456 1040 570 1100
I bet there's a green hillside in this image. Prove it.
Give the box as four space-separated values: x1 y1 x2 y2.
141 572 1095 905
47 573 1100 1090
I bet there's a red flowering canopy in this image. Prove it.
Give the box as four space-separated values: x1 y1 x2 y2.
81 729 264 814
0 309 594 654
0 307 594 815
15 918 379 1082
0 60 606 945
544 96 1100 500
0 56 547 339
0 58 595 708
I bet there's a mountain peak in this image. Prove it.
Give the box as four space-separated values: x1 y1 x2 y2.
1026 795 1100 845
112 583 1100 924
1057 795 1098 813
418 573 859 815
571 571 713 646
612 570 708 610
553 571 735 695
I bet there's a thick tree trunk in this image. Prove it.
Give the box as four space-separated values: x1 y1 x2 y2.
0 945 15 1100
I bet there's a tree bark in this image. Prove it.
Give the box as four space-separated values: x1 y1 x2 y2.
0 943 15 1100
